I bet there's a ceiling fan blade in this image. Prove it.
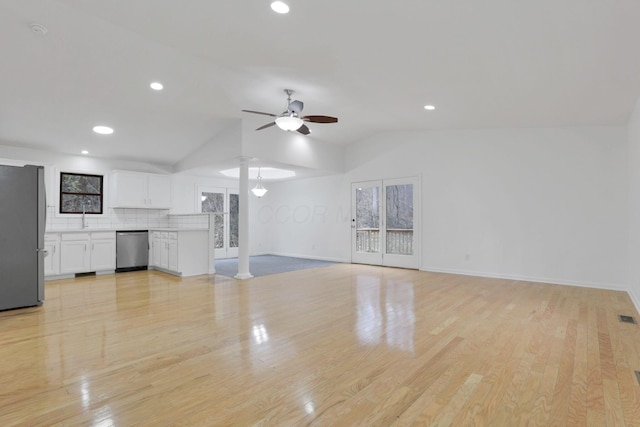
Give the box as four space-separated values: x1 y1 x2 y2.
288 100 304 115
256 122 276 131
302 115 338 123
242 109 277 117
297 124 311 135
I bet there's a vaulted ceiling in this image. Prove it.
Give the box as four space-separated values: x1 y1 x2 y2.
1 0 640 168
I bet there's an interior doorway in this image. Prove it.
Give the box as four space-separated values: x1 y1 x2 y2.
351 177 419 269
198 186 239 259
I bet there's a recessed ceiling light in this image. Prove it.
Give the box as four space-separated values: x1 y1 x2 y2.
93 125 114 135
424 105 436 110
150 82 164 91
271 1 290 14
29 23 48 36
81 150 89 155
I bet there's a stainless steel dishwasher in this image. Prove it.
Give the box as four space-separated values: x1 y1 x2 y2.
116 231 149 272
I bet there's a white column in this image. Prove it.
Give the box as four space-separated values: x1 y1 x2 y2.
235 157 253 279
207 214 216 274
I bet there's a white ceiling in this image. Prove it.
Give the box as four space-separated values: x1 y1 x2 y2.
1 0 640 168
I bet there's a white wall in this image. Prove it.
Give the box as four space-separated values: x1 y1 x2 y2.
173 122 242 173
628 97 640 310
263 126 629 289
254 174 351 262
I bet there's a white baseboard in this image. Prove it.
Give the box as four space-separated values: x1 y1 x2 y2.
268 252 349 264
148 266 181 277
96 270 115 276
44 273 75 281
628 290 640 316
420 265 640 314
419 265 628 292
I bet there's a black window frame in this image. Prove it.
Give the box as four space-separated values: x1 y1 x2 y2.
59 172 104 214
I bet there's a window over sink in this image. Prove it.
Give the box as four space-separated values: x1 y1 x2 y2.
59 172 103 214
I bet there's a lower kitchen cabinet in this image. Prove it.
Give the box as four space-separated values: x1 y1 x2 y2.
46 229 207 279
149 230 208 277
57 232 116 275
60 237 90 274
90 232 117 271
44 234 60 276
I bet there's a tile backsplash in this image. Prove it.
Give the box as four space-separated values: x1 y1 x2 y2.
46 207 211 231
46 207 170 230
169 214 209 229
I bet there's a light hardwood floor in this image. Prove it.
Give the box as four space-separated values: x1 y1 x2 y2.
1 265 640 426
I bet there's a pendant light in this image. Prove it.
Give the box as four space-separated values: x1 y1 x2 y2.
251 168 268 198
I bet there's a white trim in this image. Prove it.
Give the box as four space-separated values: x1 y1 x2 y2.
234 272 254 280
44 273 75 281
351 176 420 269
628 290 640 316
420 266 629 292
148 266 181 277
419 265 628 291
265 252 349 264
421 265 640 316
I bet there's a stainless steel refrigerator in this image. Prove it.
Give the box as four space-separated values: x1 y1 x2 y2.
0 164 46 311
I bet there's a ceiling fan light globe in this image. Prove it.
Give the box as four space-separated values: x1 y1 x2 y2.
275 115 304 131
270 1 290 14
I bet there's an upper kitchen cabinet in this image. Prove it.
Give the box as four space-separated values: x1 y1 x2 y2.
110 170 171 209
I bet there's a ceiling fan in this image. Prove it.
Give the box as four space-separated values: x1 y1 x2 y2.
242 89 338 135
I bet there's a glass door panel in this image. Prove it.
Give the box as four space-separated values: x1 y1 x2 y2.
201 191 225 251
352 182 383 265
227 192 239 258
199 186 238 259
382 177 418 268
356 186 380 253
385 183 413 255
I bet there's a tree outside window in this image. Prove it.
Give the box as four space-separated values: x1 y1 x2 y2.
60 172 103 214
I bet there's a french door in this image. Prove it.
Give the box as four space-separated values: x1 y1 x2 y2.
351 177 419 269
198 186 239 259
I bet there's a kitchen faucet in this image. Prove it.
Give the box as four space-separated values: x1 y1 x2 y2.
82 200 87 229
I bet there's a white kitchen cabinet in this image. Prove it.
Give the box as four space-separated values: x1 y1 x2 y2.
60 234 90 274
147 174 171 208
149 230 208 276
151 233 163 268
150 232 176 271
44 234 60 277
90 232 116 271
168 238 178 272
59 232 115 274
110 170 171 209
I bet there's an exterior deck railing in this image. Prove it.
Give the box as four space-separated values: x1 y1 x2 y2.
356 228 413 255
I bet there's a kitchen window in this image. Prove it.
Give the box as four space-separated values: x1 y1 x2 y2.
59 172 103 214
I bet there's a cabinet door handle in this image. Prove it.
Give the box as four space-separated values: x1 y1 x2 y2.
84 244 87 252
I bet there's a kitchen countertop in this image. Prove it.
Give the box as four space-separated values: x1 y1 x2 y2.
46 227 209 234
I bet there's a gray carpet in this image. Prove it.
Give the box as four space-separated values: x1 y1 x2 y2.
214 255 337 278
